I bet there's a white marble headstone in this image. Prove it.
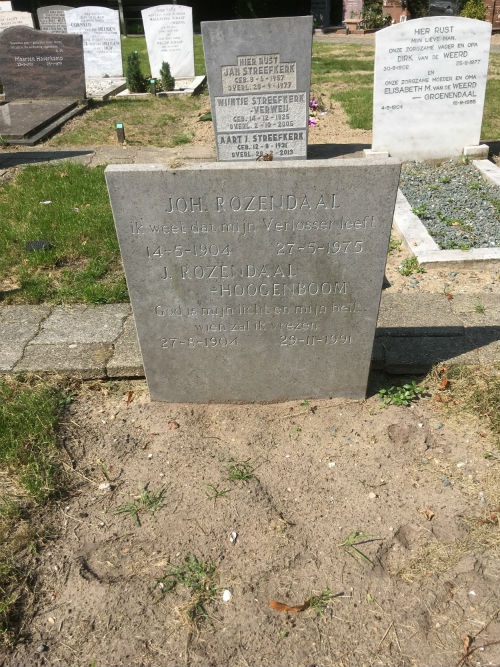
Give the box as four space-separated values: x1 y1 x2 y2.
0 2 13 11
0 11 33 31
372 17 491 160
142 5 194 79
66 6 123 77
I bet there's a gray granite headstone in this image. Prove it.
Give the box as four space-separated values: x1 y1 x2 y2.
201 17 313 162
0 25 85 100
0 11 33 32
65 6 122 77
105 158 400 403
37 5 72 34
372 17 491 160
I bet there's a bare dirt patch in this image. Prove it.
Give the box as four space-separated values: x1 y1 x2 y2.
5 380 499 667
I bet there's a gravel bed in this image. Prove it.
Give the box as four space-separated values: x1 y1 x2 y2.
400 161 500 250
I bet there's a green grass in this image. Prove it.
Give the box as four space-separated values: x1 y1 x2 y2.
226 459 260 483
0 377 69 642
121 34 206 76
0 163 126 305
49 96 203 147
481 77 500 140
157 553 217 626
338 530 378 567
378 381 425 407
0 377 68 503
399 256 425 276
113 483 169 526
331 87 373 130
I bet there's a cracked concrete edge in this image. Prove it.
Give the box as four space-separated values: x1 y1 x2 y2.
393 188 500 269
0 306 53 371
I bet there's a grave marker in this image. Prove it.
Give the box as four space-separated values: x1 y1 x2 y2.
105 158 400 402
0 2 12 11
66 6 122 77
201 17 313 161
371 16 491 160
0 25 85 99
0 11 33 32
37 5 72 34
142 4 194 79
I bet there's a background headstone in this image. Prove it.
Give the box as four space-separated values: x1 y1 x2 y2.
66 6 122 77
0 11 34 32
0 25 85 99
372 16 492 160
105 158 400 402
142 4 194 79
202 17 313 162
0 2 12 11
37 5 72 34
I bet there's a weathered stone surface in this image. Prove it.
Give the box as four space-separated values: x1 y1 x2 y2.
37 5 71 34
449 293 499 326
0 3 13 11
372 17 491 160
0 305 51 372
32 304 129 344
14 342 112 378
201 16 312 162
0 10 33 32
107 314 144 377
376 293 464 336
383 336 477 373
0 26 85 100
66 6 122 77
142 4 194 79
105 158 400 402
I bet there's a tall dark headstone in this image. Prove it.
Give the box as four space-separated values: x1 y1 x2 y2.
0 25 85 99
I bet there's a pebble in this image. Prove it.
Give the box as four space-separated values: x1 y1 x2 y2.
328 461 336 468
229 531 238 544
98 482 111 491
36 644 47 654
222 589 232 602
443 480 451 487
330 427 337 434
481 497 487 504
421 459 429 464
456 462 465 468
368 492 377 499
148 453 153 459
434 422 443 430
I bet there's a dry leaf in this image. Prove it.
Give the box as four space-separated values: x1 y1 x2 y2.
462 634 472 653
445 293 453 301
419 508 435 521
436 394 442 402
269 599 310 612
168 420 180 430
438 378 449 390
125 390 134 404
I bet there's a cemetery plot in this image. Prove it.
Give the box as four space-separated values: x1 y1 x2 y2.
202 17 313 161
372 16 491 160
106 158 400 402
0 26 87 145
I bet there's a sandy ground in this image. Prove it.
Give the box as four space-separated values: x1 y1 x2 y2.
5 382 499 667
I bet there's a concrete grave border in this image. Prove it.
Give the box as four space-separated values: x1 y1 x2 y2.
393 159 500 268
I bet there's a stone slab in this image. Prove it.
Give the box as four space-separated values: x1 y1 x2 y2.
85 76 126 100
474 159 500 188
0 3 13 11
107 314 144 377
66 6 122 78
142 4 194 79
376 293 464 336
449 293 500 327
0 11 33 32
37 5 71 34
0 26 85 100
201 16 313 162
372 17 491 161
0 305 51 372
33 304 129 344
0 99 79 141
4 101 87 145
463 144 488 158
14 342 112 378
105 158 401 402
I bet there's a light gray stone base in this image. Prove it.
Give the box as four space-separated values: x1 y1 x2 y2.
463 144 489 159
117 75 206 98
363 149 389 158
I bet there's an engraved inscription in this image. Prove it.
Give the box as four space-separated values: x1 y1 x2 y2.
214 92 307 132
221 54 297 94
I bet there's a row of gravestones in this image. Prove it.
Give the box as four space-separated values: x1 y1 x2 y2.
104 14 493 403
0 4 195 79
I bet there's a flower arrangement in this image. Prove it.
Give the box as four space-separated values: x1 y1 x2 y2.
309 95 327 126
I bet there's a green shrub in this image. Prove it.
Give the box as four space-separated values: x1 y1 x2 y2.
460 0 486 19
126 50 147 93
160 61 175 92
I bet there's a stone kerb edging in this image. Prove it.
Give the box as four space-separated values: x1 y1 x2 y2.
393 160 500 269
